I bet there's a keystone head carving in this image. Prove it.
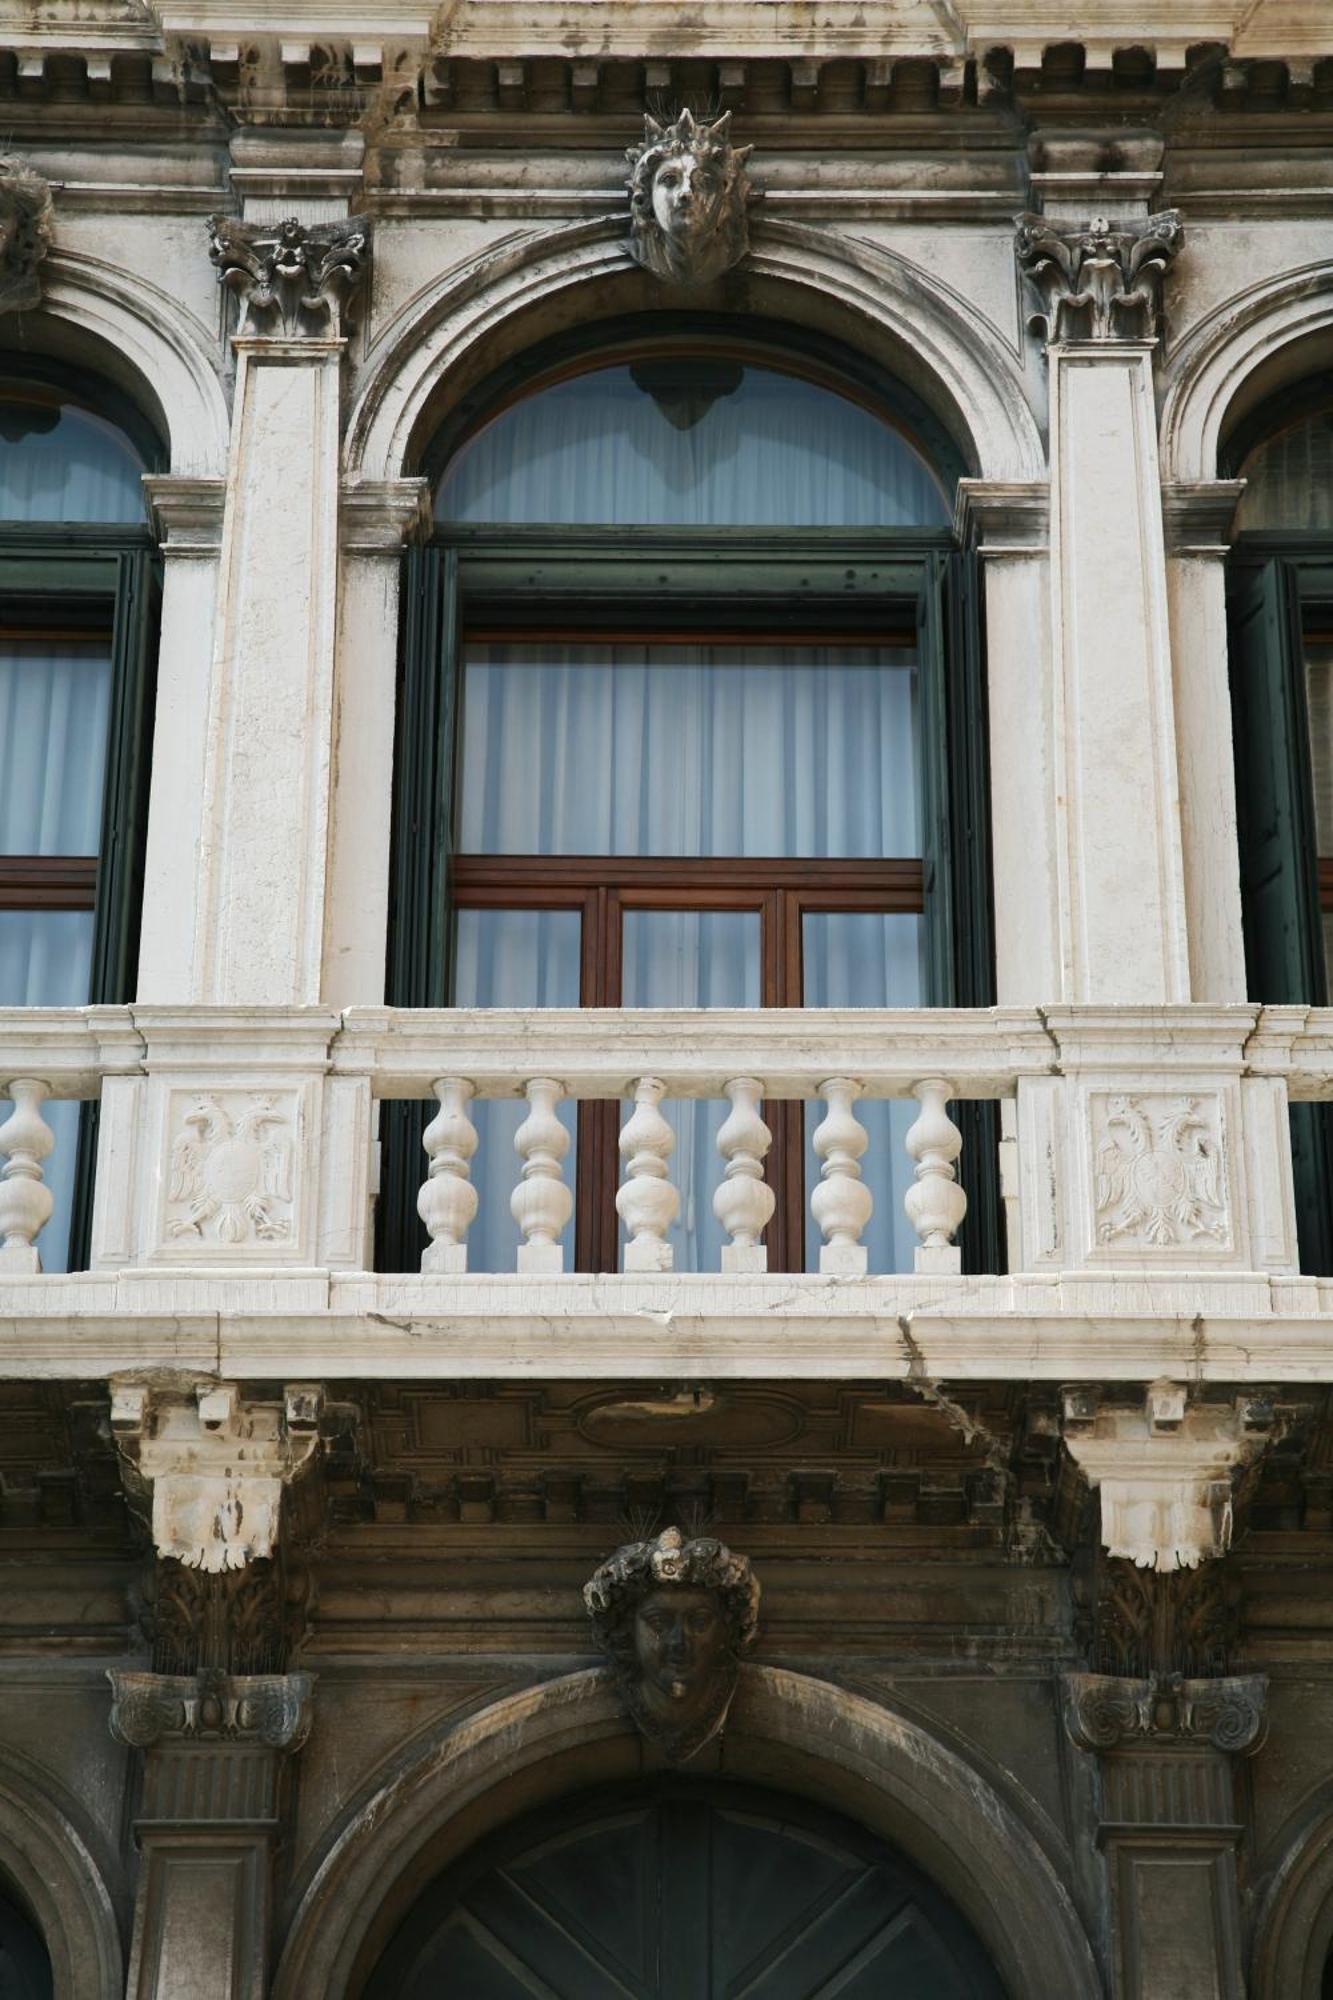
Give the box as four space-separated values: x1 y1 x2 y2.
1014 209 1183 346
625 109 756 286
0 155 53 316
584 1526 759 1761
207 212 371 337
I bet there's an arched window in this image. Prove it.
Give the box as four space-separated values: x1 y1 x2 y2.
386 329 993 1275
0 370 160 1269
1226 380 1333 1268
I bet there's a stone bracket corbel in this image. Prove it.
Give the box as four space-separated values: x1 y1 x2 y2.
111 1381 324 1574
1062 1380 1276 1570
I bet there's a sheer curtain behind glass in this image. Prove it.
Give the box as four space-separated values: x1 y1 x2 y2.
437 365 950 529
0 391 138 1271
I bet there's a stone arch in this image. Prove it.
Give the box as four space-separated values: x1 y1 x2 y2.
1251 1784 1333 1999
346 216 1045 488
273 1666 1100 1999
0 1745 122 2000
1160 258 1333 482
4 246 230 476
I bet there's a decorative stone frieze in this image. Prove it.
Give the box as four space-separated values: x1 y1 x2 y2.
207 212 371 336
1014 209 1183 345
112 1383 322 1574
585 1526 760 1762
626 109 756 285
1063 1670 1267 1754
108 1667 313 1751
0 154 53 316
1062 1383 1274 1570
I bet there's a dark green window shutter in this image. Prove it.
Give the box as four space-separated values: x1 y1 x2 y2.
378 544 461 1273
917 549 1002 1275
1227 553 1333 1273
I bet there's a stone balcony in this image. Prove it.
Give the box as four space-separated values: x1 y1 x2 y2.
0 1001 1331 1385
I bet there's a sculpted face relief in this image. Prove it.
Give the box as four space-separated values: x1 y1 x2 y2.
625 109 755 286
585 1527 760 1761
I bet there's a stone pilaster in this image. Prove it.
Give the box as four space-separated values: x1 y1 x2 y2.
1062 1670 1264 2000
110 1667 313 2000
1016 212 1190 1003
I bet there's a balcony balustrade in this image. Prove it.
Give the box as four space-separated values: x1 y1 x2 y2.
0 1002 1330 1384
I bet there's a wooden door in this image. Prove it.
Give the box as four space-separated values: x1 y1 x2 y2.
367 1780 1005 1998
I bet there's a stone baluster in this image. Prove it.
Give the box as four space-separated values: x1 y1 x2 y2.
418 1077 479 1273
0 1079 56 1273
904 1076 967 1273
713 1077 774 1272
811 1077 872 1275
616 1078 679 1272
511 1077 573 1273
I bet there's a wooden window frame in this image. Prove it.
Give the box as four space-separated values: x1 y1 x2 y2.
383 523 998 1277
0 526 160 1263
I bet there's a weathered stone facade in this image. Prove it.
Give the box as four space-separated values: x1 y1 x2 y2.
3 2 1333 1995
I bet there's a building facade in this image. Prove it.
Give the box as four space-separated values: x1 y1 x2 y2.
3 1 1333 1994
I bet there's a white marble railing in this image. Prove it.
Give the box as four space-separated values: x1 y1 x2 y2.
2 1002 1329 1282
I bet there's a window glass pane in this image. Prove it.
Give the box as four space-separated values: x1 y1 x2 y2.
0 394 146 524
621 909 760 1274
0 638 111 854
436 364 949 528
803 912 926 1275
1306 637 1333 998
452 908 581 1272
0 910 95 1276
460 643 919 859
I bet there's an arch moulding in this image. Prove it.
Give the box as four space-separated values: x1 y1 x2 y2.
272 1665 1099 2000
1160 259 1333 482
1251 1784 1333 2000
21 248 230 477
345 216 1045 489
0 1744 122 2000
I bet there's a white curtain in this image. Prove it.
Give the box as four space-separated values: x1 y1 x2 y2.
436 366 950 529
460 644 920 860
1236 411 1333 534
0 640 111 853
0 399 145 523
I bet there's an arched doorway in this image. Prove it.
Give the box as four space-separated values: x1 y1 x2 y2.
0 1874 53 1999
364 1778 1006 1998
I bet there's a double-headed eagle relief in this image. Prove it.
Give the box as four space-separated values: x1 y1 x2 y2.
585 1526 760 1762
626 109 757 286
1094 1093 1228 1249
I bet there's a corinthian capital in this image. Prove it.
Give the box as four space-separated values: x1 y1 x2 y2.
1014 209 1183 346
207 212 371 338
0 154 53 316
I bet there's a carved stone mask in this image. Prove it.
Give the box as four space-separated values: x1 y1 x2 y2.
625 110 755 286
584 1527 759 1761
0 154 54 317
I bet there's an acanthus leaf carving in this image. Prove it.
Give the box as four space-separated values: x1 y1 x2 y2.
207 212 370 337
1014 209 1182 346
167 1091 295 1247
1093 1091 1229 1251
0 154 53 316
625 109 757 286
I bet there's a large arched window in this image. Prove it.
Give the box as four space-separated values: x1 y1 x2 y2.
0 369 160 1269
1226 378 1333 1269
386 327 993 1275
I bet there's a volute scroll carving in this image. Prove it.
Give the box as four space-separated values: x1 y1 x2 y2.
108 1667 314 1752
1062 1670 1266 1756
585 1526 760 1763
1014 209 1183 346
0 155 53 316
207 212 371 337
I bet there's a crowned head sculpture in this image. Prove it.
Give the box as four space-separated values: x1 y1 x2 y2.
0 155 53 317
625 109 756 286
584 1526 760 1761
